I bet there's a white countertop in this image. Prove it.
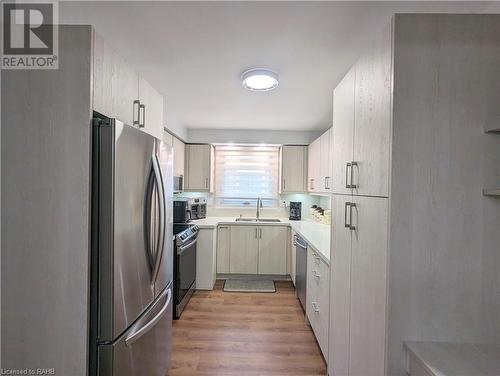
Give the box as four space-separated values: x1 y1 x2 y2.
404 341 500 376
191 217 331 264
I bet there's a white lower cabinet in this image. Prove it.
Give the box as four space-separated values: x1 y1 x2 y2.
196 228 217 290
216 225 231 273
306 247 330 358
290 229 297 285
258 226 287 275
328 194 388 376
229 226 259 274
216 225 288 275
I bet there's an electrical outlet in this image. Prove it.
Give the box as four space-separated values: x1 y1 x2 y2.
280 200 287 207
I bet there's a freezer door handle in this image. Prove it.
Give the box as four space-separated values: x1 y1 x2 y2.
125 288 171 347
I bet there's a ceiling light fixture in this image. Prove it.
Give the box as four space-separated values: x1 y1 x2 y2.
241 68 279 91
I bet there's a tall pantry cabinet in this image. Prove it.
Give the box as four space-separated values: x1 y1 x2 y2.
329 14 500 376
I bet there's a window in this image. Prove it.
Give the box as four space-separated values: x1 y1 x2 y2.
215 145 280 207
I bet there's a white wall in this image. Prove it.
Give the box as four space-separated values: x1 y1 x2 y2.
187 128 322 145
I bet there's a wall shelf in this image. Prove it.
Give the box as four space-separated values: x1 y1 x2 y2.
483 188 500 197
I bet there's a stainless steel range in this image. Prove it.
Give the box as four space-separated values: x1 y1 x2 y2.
173 223 199 319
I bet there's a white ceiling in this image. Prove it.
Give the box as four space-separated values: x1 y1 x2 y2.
60 1 500 134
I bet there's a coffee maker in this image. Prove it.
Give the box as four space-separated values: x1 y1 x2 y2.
289 202 302 220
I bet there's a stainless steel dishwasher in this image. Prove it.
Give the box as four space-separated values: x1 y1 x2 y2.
294 234 307 312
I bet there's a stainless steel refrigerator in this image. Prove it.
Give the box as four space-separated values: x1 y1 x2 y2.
90 117 174 376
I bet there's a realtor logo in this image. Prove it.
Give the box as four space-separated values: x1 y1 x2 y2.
1 1 58 69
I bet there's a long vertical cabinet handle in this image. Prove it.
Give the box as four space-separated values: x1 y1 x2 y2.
283 179 286 191
139 104 146 128
349 202 356 231
205 178 209 189
350 161 358 189
259 228 262 239
345 162 352 189
344 202 351 228
255 228 258 238
133 100 140 126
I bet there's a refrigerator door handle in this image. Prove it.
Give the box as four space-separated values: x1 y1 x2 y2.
150 153 166 284
125 287 171 347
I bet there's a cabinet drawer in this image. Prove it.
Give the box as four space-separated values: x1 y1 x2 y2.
306 247 330 358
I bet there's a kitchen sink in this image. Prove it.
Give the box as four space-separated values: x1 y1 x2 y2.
235 217 281 223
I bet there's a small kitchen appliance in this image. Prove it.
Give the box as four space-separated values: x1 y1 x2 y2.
289 201 302 220
173 199 191 223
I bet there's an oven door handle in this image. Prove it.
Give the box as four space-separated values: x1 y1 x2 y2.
177 238 197 255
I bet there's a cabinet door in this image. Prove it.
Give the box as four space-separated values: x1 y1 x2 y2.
184 144 211 191
93 32 139 125
349 196 388 376
290 230 297 285
138 77 164 140
328 195 353 376
307 139 321 192
172 137 185 178
281 146 307 193
258 226 287 275
332 69 355 195
319 129 332 192
353 24 392 197
216 226 231 273
229 226 259 274
196 228 216 290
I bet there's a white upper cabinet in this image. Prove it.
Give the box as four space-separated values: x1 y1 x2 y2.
93 32 139 126
138 77 164 140
172 136 185 178
307 138 321 192
352 25 392 197
331 25 391 198
319 128 333 192
332 69 355 195
280 145 308 193
184 144 214 191
308 128 333 193
93 32 164 141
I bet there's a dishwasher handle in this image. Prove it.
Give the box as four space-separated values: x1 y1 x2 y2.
293 235 307 249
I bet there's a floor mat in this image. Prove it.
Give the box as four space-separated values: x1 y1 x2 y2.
223 279 276 293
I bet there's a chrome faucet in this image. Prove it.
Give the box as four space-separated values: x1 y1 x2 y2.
256 197 262 219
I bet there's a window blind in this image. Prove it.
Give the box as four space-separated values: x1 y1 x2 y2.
215 145 280 207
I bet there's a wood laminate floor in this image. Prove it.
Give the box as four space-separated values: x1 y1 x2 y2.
169 280 327 376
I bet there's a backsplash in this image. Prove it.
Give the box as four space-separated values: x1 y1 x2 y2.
175 192 331 220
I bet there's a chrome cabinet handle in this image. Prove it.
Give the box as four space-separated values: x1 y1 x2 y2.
139 104 146 128
255 228 258 238
205 178 209 189
344 202 351 228
313 270 320 279
345 162 352 188
133 100 140 126
283 179 286 190
219 226 229 229
350 161 358 189
312 302 320 313
349 202 356 231
325 176 331 190
309 178 315 190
